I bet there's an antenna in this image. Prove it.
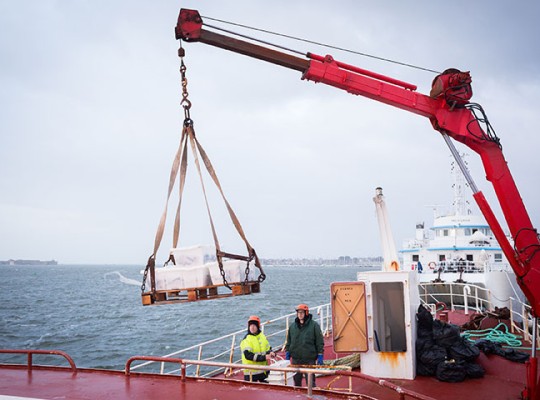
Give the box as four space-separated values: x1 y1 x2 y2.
450 153 471 216
425 204 442 219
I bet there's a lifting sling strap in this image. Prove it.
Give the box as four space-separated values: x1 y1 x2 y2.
185 123 265 288
141 126 188 296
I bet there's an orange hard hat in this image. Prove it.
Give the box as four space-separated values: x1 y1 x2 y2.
295 304 309 314
248 315 261 324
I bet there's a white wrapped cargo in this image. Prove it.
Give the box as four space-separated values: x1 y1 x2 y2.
207 259 256 285
267 360 294 385
145 264 212 291
170 245 217 268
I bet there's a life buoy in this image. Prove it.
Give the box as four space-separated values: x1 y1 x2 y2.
428 262 436 270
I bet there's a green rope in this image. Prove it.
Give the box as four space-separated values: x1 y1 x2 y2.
462 323 523 347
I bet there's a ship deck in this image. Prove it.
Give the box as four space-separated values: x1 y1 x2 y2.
0 365 356 400
0 352 528 400
0 309 532 400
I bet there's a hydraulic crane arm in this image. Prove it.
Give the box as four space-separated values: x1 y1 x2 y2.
176 9 540 318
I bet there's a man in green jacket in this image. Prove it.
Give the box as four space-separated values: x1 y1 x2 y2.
285 304 324 387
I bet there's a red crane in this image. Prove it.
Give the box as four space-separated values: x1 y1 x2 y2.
176 9 540 399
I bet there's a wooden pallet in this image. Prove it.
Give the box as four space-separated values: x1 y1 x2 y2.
141 281 261 306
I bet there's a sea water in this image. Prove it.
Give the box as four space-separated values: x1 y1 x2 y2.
0 264 371 370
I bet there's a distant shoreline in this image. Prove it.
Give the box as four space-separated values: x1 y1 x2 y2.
261 256 382 267
0 259 58 266
0 257 381 267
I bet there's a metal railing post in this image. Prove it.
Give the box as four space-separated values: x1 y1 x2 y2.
524 305 531 342
196 345 203 376
509 297 515 333
325 303 331 335
226 334 236 375
463 285 470 315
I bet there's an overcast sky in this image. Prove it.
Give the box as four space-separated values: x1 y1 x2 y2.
1 1 539 265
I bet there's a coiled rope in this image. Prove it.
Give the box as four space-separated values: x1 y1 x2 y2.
462 323 523 347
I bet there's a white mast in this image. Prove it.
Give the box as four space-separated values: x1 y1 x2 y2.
373 187 400 271
451 154 471 216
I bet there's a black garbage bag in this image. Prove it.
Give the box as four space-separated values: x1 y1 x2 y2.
419 344 447 365
464 362 485 379
503 347 530 363
417 360 436 376
448 337 480 362
416 338 446 376
433 320 461 348
417 305 434 332
436 359 466 382
416 336 435 355
416 361 437 376
475 339 529 363
475 339 503 356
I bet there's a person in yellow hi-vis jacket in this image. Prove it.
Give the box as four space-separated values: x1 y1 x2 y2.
240 315 276 382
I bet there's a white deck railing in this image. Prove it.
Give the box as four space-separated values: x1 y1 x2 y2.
418 281 539 348
129 303 332 376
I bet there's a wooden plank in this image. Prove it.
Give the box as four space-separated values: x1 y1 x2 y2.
187 290 198 301
233 284 255 296
141 294 153 306
155 292 167 302
141 281 262 305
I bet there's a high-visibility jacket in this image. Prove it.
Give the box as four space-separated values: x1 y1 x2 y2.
240 332 270 375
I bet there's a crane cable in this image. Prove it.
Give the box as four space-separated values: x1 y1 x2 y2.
201 16 441 74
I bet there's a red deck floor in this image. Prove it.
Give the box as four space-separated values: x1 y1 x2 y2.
0 365 379 400
0 311 533 400
0 350 528 400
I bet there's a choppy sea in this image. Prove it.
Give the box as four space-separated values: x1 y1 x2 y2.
0 264 373 370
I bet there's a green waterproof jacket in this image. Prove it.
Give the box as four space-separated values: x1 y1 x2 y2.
285 314 324 364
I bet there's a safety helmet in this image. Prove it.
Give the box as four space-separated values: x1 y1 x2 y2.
295 304 309 314
248 315 261 325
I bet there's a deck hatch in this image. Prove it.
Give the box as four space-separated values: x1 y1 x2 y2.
331 282 368 352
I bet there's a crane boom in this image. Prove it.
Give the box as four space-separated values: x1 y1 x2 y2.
176 7 540 315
